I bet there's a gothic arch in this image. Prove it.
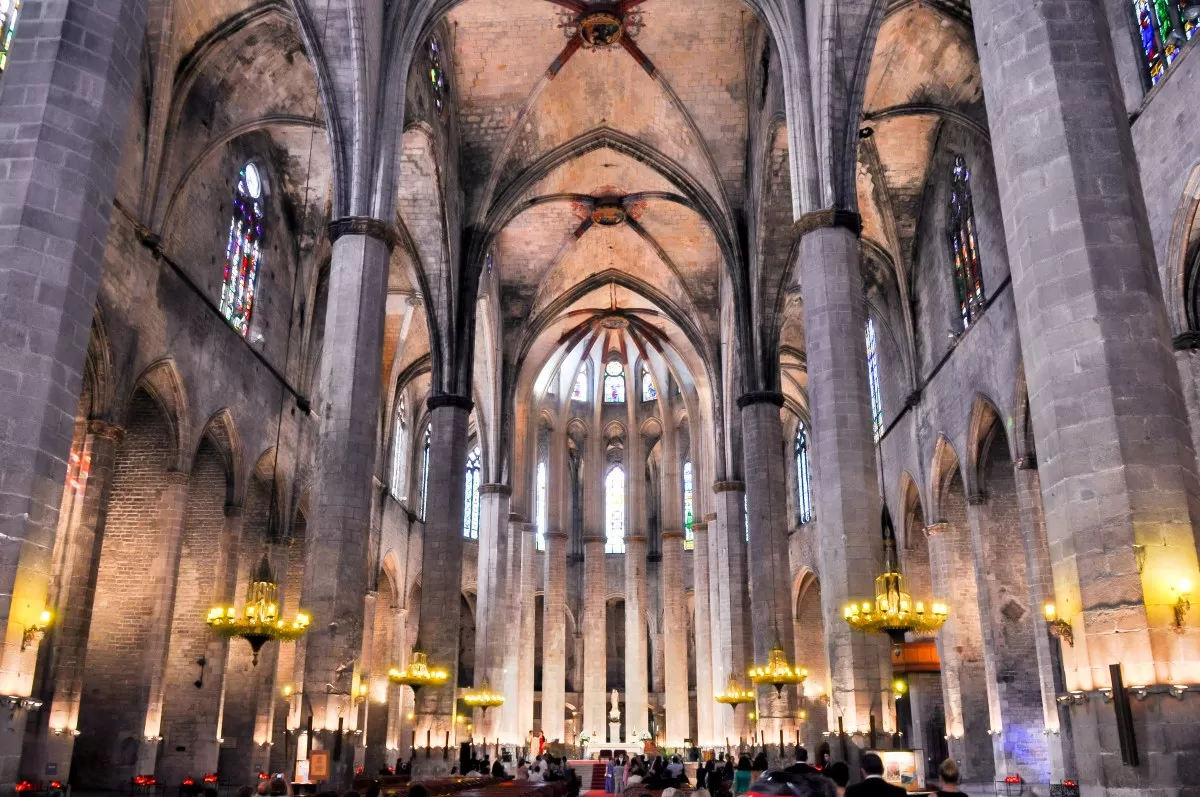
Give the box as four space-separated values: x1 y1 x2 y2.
127 358 190 471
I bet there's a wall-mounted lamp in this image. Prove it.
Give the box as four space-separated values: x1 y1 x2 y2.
22 611 52 651
1130 685 1149 701
353 682 369 704
1170 684 1189 700
1043 604 1074 647
1098 688 1113 704
797 709 808 722
1173 579 1192 631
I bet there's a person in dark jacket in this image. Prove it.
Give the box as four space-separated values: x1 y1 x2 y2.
844 754 906 797
786 746 819 775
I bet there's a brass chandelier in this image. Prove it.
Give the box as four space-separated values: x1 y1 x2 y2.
748 644 808 696
714 675 756 705
388 650 449 691
207 556 310 664
843 532 947 644
462 681 505 713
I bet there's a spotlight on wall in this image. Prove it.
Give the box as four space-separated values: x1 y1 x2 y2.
21 610 52 652
1043 604 1074 647
1173 579 1192 631
1170 684 1188 700
892 679 907 700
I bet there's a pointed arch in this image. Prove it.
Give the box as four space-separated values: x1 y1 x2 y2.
128 358 190 471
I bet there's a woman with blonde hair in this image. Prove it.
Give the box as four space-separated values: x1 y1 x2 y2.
935 759 966 797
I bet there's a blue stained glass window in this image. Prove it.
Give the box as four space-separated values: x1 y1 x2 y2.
796 422 814 525
642 366 658 402
683 461 694 551
536 461 547 552
572 368 588 401
606 466 625 553
0 0 20 78
220 163 264 336
429 38 446 111
867 319 883 441
948 155 985 329
1132 1 1197 85
463 446 481 539
603 360 626 404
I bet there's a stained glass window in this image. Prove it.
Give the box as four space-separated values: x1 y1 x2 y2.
796 422 814 525
948 155 985 329
429 38 446 112
867 319 884 441
642 366 658 402
464 446 481 539
1132 1 1197 85
536 461 548 552
220 162 264 336
390 397 408 499
683 461 694 551
0 0 19 77
603 360 626 404
606 466 626 553
420 426 431 520
571 367 588 401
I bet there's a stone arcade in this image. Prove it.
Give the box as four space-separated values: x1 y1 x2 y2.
1 0 1199 795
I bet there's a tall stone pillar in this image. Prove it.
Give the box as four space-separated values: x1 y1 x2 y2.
795 215 887 738
692 521 714 747
0 1 148 780
412 395 472 767
23 421 124 782
660 425 689 746
711 483 752 743
704 512 726 744
514 521 537 745
582 532 608 741
301 225 391 786
738 394 798 743
473 484 511 740
973 2 1200 790
496 514 525 744
542 426 568 742
624 533 649 742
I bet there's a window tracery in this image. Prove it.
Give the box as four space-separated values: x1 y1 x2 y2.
867 319 883 441
606 465 625 553
642 366 657 402
572 367 588 401
948 155 985 328
603 360 626 404
429 38 446 112
390 397 408 499
220 162 264 336
464 446 481 539
683 460 694 550
796 421 814 525
0 0 19 77
536 461 548 552
1133 1 1198 85
420 425 431 520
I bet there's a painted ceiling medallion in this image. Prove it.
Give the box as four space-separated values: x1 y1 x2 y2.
580 12 624 47
600 315 629 330
592 200 627 226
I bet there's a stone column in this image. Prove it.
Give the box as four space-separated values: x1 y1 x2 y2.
542 426 569 742
412 395 472 767
692 521 714 747
660 424 689 745
974 2 1200 789
795 215 887 738
300 224 391 786
473 484 511 740
22 421 123 782
515 521 537 745
0 2 147 779
496 514 525 744
739 394 799 746
704 512 725 743
925 522 992 779
711 483 752 743
624 531 649 744
582 531 608 741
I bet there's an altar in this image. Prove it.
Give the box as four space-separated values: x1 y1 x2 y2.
581 741 647 760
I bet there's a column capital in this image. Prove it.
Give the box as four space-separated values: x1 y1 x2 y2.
925 522 950 537
713 480 746 493
224 502 244 518
736 391 785 409
704 512 718 522
478 483 512 497
661 529 686 541
546 529 569 540
793 208 862 239
86 418 125 442
164 469 190 486
967 492 988 506
1015 455 1038 471
427 394 474 412
329 216 400 250
625 533 649 542
691 522 709 534
583 534 608 545
508 512 527 523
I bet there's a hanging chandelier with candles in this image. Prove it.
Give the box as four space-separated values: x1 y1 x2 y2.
748 644 808 695
714 676 756 705
207 556 310 664
842 523 947 643
462 681 505 712
388 650 449 691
